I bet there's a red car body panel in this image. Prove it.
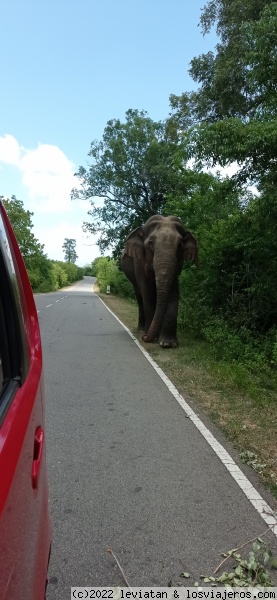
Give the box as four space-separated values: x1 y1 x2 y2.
0 202 51 599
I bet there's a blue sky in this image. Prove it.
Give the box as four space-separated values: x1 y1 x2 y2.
0 0 217 265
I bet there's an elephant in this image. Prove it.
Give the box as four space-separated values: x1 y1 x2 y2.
120 215 198 348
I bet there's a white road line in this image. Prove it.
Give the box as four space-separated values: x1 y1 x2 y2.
99 296 277 537
46 304 52 308
56 300 59 302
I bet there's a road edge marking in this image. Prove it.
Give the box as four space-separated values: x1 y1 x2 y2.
98 295 277 537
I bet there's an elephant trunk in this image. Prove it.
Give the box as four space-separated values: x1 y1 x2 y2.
143 255 177 343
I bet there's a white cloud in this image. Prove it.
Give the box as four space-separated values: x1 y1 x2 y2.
0 134 102 264
0 134 80 213
187 157 239 178
187 158 259 195
34 220 101 265
0 134 21 165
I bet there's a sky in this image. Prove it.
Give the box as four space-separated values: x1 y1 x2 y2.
0 0 218 266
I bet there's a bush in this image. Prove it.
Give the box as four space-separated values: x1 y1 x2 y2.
178 265 212 335
92 257 135 298
51 263 68 288
56 261 84 283
83 263 94 276
27 267 42 290
25 254 58 292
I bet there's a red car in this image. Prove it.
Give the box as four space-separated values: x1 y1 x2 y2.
0 200 51 599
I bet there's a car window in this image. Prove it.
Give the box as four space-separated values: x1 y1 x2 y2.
0 292 11 391
0 210 29 425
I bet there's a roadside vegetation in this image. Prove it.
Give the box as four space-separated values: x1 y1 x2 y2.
2 196 84 291
73 1 277 377
72 0 277 498
2 0 277 496
94 267 277 500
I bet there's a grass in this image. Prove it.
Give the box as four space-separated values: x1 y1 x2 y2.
99 292 277 501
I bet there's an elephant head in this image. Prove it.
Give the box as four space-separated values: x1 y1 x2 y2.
123 215 198 343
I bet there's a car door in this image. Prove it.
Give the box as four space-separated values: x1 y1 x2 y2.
0 200 51 600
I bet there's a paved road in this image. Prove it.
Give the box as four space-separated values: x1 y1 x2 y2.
35 278 276 597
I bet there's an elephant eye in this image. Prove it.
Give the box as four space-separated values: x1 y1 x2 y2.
147 239 154 249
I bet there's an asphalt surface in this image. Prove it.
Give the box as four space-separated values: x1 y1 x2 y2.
34 277 277 597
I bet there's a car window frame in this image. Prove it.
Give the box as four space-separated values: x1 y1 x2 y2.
0 207 30 426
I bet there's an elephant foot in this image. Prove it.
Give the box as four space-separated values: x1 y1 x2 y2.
159 336 178 348
142 334 149 342
141 334 159 343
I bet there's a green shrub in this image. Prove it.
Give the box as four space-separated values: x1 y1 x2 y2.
83 263 94 276
92 257 135 298
25 255 58 292
27 268 42 290
56 261 83 283
51 263 68 288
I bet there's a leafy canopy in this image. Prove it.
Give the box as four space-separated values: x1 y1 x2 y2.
167 0 277 358
72 109 192 255
3 195 57 291
169 0 277 185
170 0 272 125
62 238 78 263
3 195 45 258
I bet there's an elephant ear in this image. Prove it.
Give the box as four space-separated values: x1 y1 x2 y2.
183 232 199 265
123 227 145 259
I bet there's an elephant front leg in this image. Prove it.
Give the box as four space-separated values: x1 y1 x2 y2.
159 285 179 348
134 286 155 335
142 285 156 339
137 296 145 331
132 283 145 331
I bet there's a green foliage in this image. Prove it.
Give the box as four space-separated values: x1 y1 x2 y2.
62 238 78 263
83 263 94 276
33 261 83 293
179 540 275 587
92 257 134 297
166 0 277 369
173 188 277 370
55 261 83 283
170 1 277 186
72 108 195 256
51 263 68 288
200 539 275 587
2 195 83 292
3 195 57 292
72 0 277 378
3 195 45 258
170 0 273 126
25 255 58 292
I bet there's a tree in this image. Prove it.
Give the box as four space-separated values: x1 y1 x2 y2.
71 109 191 255
170 0 272 126
3 195 45 258
169 1 277 185
56 261 83 282
62 238 78 263
167 0 277 357
3 195 60 292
